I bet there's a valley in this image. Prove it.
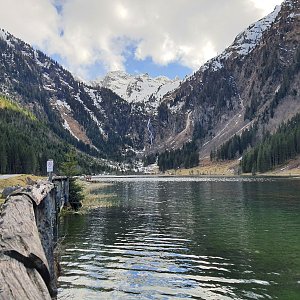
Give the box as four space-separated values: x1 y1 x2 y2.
1 2 300 299
0 0 299 175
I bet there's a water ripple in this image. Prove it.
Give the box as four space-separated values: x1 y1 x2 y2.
59 178 300 299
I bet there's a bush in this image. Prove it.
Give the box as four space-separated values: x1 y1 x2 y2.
60 150 83 210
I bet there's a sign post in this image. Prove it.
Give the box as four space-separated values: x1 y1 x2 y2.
47 159 54 182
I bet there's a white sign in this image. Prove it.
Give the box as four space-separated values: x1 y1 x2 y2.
47 160 54 173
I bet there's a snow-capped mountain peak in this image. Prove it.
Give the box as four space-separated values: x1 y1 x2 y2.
227 4 282 57
90 71 181 108
199 4 282 73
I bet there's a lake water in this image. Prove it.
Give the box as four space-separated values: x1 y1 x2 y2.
58 177 300 299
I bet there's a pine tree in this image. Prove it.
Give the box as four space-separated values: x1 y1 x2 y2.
241 113 300 173
60 150 83 210
0 142 7 173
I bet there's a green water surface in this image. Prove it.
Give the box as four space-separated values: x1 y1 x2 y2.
58 177 300 299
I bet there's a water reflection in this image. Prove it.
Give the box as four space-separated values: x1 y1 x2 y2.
59 177 300 299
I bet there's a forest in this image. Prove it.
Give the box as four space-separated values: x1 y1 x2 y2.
212 113 300 173
211 125 257 161
157 141 199 172
241 113 300 173
0 95 107 175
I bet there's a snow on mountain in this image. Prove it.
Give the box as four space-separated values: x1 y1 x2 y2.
226 5 282 57
0 29 12 46
199 4 282 73
91 71 181 105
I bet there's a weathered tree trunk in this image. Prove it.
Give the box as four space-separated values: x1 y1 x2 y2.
0 253 51 300
0 194 54 299
0 181 65 299
0 179 69 299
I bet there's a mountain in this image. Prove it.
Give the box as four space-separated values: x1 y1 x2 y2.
0 29 148 162
91 71 181 113
149 0 300 160
0 0 299 174
0 95 108 175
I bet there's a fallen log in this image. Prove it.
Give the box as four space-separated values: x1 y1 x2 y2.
0 179 68 299
0 253 51 300
10 181 54 205
0 193 53 298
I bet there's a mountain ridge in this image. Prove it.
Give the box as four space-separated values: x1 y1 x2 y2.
149 0 299 160
0 0 299 173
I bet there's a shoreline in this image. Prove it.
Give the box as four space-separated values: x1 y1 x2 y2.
89 173 300 179
1 163 300 206
168 157 300 177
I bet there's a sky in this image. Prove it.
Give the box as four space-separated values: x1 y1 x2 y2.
0 0 284 80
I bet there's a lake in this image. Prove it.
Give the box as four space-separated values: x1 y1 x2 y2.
58 177 300 299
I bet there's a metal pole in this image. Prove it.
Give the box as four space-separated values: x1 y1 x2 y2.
48 172 53 182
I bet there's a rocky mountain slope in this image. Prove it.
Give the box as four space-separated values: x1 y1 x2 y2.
149 0 300 159
0 30 148 161
0 0 299 169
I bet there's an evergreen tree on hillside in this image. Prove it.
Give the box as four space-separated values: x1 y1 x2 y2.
211 125 257 161
157 141 199 172
0 140 7 174
60 150 83 211
241 114 300 173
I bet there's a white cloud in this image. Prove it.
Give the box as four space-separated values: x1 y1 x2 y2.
0 0 60 47
0 0 284 79
249 0 283 15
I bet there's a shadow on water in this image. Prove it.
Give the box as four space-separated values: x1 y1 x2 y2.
58 177 300 299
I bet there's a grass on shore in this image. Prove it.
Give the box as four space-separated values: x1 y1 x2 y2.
75 180 117 213
82 181 116 208
0 175 116 213
166 159 240 176
163 156 300 177
0 174 44 205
